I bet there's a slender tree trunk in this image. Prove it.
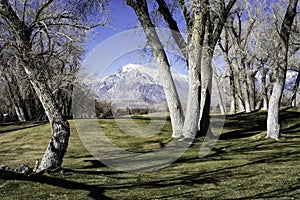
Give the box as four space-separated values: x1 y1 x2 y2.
242 69 251 113
156 54 185 138
4 73 29 121
213 74 226 115
219 39 236 114
235 73 245 112
248 72 256 111
266 0 298 139
261 68 269 110
291 71 300 107
229 75 237 114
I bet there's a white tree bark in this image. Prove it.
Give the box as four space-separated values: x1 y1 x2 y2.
291 71 300 107
127 0 184 138
182 4 204 139
0 0 70 171
198 49 213 134
23 66 70 171
213 74 226 115
266 0 298 139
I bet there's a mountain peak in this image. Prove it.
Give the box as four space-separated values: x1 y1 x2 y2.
121 64 142 71
96 64 188 108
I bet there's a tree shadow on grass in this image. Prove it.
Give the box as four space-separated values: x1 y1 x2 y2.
0 121 48 134
0 171 111 200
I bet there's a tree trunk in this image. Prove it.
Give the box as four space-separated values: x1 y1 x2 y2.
291 71 300 107
261 68 269 110
198 49 213 135
182 55 201 139
267 74 285 139
242 70 252 113
156 54 185 138
182 4 205 139
266 0 298 139
229 75 237 114
23 67 70 171
248 71 256 111
4 76 28 121
213 74 226 115
0 0 70 170
219 38 236 114
235 73 246 112
127 0 184 138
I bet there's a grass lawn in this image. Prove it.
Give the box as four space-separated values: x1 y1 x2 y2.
0 109 300 199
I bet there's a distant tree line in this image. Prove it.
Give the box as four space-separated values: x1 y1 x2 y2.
95 100 153 118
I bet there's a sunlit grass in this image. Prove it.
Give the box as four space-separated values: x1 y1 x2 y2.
0 109 300 199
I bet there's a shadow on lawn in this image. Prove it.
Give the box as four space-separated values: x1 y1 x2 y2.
1 109 299 199
0 171 111 200
219 111 267 140
218 109 300 140
0 121 47 134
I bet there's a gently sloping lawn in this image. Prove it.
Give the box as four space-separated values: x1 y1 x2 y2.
0 110 299 199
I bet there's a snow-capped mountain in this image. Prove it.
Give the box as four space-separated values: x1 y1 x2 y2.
96 64 188 108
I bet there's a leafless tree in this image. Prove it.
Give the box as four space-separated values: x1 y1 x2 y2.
127 0 236 140
0 0 107 171
266 0 299 139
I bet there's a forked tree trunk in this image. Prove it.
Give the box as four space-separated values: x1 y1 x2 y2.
128 0 236 139
266 0 298 139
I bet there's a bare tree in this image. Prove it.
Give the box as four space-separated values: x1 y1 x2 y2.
127 0 236 140
266 0 299 139
0 0 107 171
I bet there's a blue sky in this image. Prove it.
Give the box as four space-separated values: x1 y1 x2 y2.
82 1 188 78
85 1 138 53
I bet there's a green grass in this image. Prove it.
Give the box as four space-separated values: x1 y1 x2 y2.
0 110 300 199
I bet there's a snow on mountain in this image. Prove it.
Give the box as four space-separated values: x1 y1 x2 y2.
96 64 189 108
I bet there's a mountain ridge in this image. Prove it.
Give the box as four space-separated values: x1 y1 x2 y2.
95 64 189 108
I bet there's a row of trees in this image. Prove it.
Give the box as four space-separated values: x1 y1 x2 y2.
216 0 300 114
127 0 299 140
0 0 299 172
